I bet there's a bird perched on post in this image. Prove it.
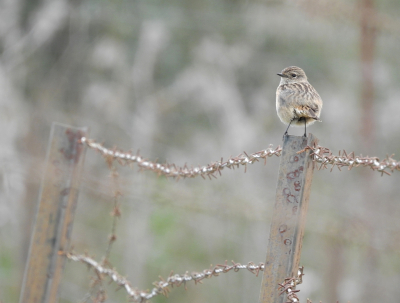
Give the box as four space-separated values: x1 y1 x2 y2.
276 66 322 138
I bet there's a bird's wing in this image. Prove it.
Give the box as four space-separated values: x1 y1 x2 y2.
293 105 320 120
282 82 322 119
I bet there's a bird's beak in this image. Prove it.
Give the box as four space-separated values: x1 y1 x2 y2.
277 73 287 78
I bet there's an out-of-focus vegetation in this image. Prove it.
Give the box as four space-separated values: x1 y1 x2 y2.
1 0 400 302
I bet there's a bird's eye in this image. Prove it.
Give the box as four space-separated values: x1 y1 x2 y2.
291 74 297 77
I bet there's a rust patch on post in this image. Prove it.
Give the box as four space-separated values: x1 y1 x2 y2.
259 134 318 303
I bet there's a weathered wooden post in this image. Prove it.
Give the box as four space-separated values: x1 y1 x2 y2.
19 123 88 303
259 134 318 303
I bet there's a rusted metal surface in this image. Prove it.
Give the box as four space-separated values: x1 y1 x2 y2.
19 123 88 303
259 134 318 303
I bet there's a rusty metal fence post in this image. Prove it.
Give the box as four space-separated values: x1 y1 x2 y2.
19 123 88 303
259 134 318 303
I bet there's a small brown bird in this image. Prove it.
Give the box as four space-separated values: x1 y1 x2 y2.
276 66 322 138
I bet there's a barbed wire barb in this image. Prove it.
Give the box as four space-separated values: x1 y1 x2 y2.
278 266 305 303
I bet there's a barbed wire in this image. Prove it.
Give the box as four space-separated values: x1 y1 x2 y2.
277 266 326 303
80 137 282 179
301 145 400 176
81 137 399 177
78 161 122 303
102 161 121 263
65 252 265 303
278 267 304 303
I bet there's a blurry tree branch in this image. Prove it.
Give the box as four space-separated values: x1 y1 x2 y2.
1 0 71 72
296 0 400 36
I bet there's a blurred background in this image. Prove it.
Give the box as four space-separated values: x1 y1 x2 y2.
1 0 400 302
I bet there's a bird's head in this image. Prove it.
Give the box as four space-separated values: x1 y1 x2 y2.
277 66 308 84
